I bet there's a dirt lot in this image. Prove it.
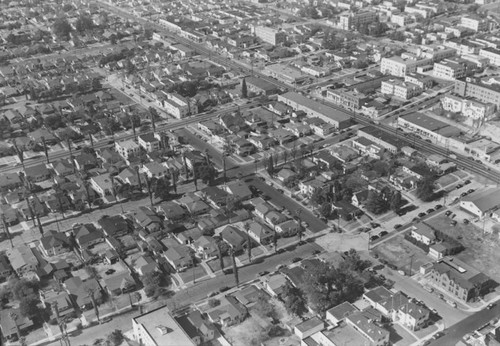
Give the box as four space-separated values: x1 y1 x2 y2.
372 233 430 275
424 216 500 282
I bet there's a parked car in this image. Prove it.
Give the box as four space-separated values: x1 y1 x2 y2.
445 211 452 217
257 271 269 277
450 220 457 226
418 212 426 218
379 231 388 237
394 224 402 230
312 250 321 255
426 208 434 213
463 219 469 224
468 189 475 194
456 184 463 189
461 192 468 197
292 257 302 263
464 180 471 185
370 235 379 242
487 303 495 310
435 204 443 209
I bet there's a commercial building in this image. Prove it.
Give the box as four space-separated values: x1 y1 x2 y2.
159 93 198 119
278 92 352 129
454 77 500 107
132 306 197 346
358 126 406 153
404 73 434 90
398 113 462 144
254 26 286 46
433 59 467 80
460 188 500 218
381 79 422 100
264 64 308 85
479 47 500 67
245 77 280 96
381 56 433 77
339 11 378 30
390 13 415 27
428 257 492 302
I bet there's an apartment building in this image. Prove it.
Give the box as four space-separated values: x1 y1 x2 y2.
460 16 488 32
339 11 378 31
404 73 434 89
441 94 496 120
381 79 422 100
433 59 466 80
115 139 140 159
381 56 432 77
254 26 286 46
160 93 198 119
390 13 415 27
479 47 500 67
454 77 500 106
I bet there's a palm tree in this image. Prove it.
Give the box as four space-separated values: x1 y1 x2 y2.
295 209 304 242
182 152 189 180
41 136 49 164
12 139 25 172
170 168 178 194
244 222 252 263
216 238 224 273
145 175 153 207
1 215 13 248
230 248 239 287
273 224 278 253
130 113 137 140
87 289 100 324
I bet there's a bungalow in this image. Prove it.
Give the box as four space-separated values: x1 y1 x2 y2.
254 202 275 219
0 172 22 192
265 211 288 228
264 273 288 297
163 244 194 272
135 255 159 276
184 200 210 216
103 272 136 296
206 295 247 327
132 206 163 233
73 153 99 171
116 167 146 188
0 308 34 341
52 159 74 177
39 230 70 257
201 186 229 208
220 226 247 253
277 168 297 184
351 190 369 207
64 276 103 310
193 235 218 259
98 215 130 238
73 224 103 249
25 163 51 183
156 201 187 221
40 290 75 319
294 317 324 340
247 221 274 245
224 181 252 201
175 310 217 345
9 245 38 276
326 302 358 325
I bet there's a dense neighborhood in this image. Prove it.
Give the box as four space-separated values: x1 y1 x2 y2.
1 0 500 345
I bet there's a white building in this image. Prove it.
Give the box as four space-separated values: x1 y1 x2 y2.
479 47 500 67
390 14 414 27
460 188 500 218
254 26 286 46
441 94 496 120
159 93 198 119
460 16 488 32
433 59 466 80
381 79 422 100
381 56 432 77
115 139 140 159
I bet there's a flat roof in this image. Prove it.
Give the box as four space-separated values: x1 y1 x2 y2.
358 126 406 148
400 113 449 131
133 306 196 346
324 324 369 346
279 92 351 123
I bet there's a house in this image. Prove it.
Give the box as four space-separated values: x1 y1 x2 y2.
294 317 324 340
206 295 247 327
351 190 369 207
9 245 38 276
265 211 288 228
39 290 75 319
183 200 210 216
254 202 275 219
326 302 359 326
24 163 51 183
224 181 252 201
428 243 448 260
135 255 159 276
397 302 430 331
98 215 129 237
64 276 103 310
73 153 99 171
156 201 187 221
428 257 492 302
132 306 197 346
460 188 500 218
116 167 146 188
142 161 170 179
0 308 34 340
73 224 103 249
175 310 217 345
220 226 247 253
39 230 70 257
103 272 136 296
132 206 163 233
163 244 194 272
52 159 75 177
193 235 218 259
276 220 300 236
200 186 229 207
299 179 324 196
277 168 297 184
264 273 288 297
104 249 119 264
138 133 161 152
0 172 22 192
248 221 274 245
410 223 436 245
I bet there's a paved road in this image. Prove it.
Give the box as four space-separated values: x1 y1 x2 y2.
428 304 500 346
166 241 323 310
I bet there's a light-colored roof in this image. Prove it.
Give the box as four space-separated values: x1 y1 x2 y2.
462 188 500 212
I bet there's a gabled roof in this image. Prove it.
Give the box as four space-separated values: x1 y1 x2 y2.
40 230 69 251
98 215 129 237
327 302 358 322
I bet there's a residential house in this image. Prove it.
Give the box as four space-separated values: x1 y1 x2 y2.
39 230 70 257
52 159 75 177
397 302 430 331
142 161 170 179
175 310 217 345
0 172 22 192
39 290 75 319
135 255 159 276
299 179 324 196
98 215 130 238
264 273 288 297
64 276 103 310
0 308 34 340
0 253 12 281
345 312 390 346
24 163 51 183
138 133 161 152
275 220 300 236
9 245 38 276
224 181 252 201
206 295 247 327
410 223 436 245
163 244 194 272
254 202 275 220
277 169 298 184
247 221 274 245
156 201 187 221
90 173 114 198
132 206 163 233
73 153 99 171
294 317 324 340
115 139 140 159
326 302 359 325
73 224 103 249
460 188 500 218
116 167 146 188
103 272 136 296
265 211 288 228
104 249 119 265
200 186 229 208
192 235 218 259
220 226 247 253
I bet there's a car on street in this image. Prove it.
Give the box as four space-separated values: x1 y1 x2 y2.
426 208 434 213
105 269 115 275
468 189 475 194
379 231 388 237
450 220 457 226
487 303 495 310
298 240 307 246
394 224 402 230
312 250 321 255
464 179 471 185
463 219 469 224
257 271 269 277
277 249 285 254
456 183 463 189
370 235 379 242
461 192 468 197
435 204 443 209
445 210 452 217
292 257 302 263
418 212 426 217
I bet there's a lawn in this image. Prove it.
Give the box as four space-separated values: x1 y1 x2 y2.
424 216 500 282
207 256 233 273
436 174 459 189
372 233 430 275
179 264 208 283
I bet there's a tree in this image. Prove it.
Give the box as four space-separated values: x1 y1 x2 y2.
75 14 94 33
390 190 402 212
149 107 158 132
416 176 436 202
52 18 72 40
365 190 389 214
319 202 331 219
19 297 40 319
107 329 124 346
241 78 248 98
282 282 307 317
340 249 371 273
254 293 278 320
152 177 171 201
244 222 252 262
266 154 274 176
216 238 225 273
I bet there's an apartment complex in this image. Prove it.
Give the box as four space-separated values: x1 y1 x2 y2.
433 59 466 80
381 79 423 100
381 56 432 77
115 139 140 159
441 94 496 120
339 11 378 30
454 77 500 107
479 47 500 67
460 16 488 32
254 26 286 46
159 93 198 119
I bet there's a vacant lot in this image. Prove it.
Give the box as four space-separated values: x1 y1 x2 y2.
372 233 430 275
425 216 500 282
436 174 459 189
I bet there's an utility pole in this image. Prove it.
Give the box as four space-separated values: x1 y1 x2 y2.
409 254 415 277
